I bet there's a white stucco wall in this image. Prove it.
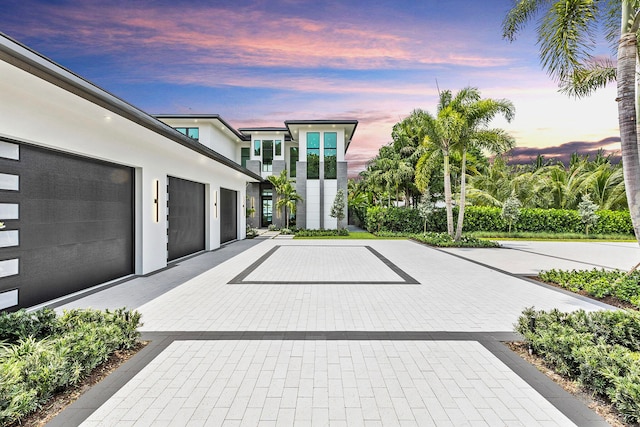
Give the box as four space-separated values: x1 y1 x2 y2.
323 180 338 230
0 59 253 276
157 118 241 162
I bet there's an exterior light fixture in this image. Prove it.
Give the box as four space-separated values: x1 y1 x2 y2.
153 179 159 222
214 190 218 218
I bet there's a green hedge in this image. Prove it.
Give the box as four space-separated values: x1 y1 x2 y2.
539 268 640 308
364 206 634 235
516 308 640 423
0 308 141 424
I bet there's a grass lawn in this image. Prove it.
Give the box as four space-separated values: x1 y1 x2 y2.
294 231 406 240
469 231 636 242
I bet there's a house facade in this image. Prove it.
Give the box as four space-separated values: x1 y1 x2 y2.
0 33 357 311
157 117 357 230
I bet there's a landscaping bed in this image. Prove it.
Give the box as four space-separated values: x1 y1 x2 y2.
515 308 640 424
0 308 142 425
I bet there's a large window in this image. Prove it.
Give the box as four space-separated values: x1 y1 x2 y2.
275 140 282 156
290 147 298 178
262 140 273 172
324 132 337 179
175 127 199 141
254 140 261 157
241 147 250 168
307 132 320 179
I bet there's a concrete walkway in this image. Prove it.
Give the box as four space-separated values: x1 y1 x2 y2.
47 239 618 426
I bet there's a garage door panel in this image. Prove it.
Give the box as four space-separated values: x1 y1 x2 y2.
167 177 205 261
0 143 134 310
220 188 237 244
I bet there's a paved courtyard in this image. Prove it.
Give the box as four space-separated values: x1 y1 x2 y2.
48 238 631 426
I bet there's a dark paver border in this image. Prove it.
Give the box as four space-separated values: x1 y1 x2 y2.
47 330 608 427
228 245 419 285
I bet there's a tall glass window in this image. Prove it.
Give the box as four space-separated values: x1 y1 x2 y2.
263 140 273 172
254 140 261 157
324 132 337 179
290 147 298 178
275 140 282 156
307 132 320 179
241 147 250 168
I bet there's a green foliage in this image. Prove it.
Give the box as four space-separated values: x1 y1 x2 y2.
364 205 633 235
0 308 141 424
501 195 521 232
578 194 599 234
295 228 349 237
0 308 58 343
515 308 640 422
330 188 346 222
411 232 499 248
539 268 640 308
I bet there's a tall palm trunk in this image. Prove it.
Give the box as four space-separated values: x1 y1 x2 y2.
454 149 467 241
618 26 640 243
443 147 454 237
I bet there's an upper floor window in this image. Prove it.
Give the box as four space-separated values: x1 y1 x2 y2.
289 147 298 178
254 140 261 157
241 147 250 168
262 140 273 172
307 132 320 179
275 140 282 157
324 132 337 179
175 127 199 141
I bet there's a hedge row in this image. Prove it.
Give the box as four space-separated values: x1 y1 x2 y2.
364 206 633 235
0 308 141 424
517 308 640 423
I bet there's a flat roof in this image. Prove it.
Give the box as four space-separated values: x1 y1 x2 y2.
285 120 359 152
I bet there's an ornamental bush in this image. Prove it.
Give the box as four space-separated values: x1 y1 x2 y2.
516 308 640 422
0 308 141 424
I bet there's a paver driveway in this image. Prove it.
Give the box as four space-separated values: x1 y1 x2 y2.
51 239 615 426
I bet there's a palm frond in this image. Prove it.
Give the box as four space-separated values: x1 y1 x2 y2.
503 0 549 41
560 58 616 97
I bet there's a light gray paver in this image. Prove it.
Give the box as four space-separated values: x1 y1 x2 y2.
134 240 609 332
81 340 576 426
50 239 613 426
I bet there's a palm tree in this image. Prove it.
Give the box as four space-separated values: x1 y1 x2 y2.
441 87 515 240
267 170 301 228
503 0 640 243
414 105 464 237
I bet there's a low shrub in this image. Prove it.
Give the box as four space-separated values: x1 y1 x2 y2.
0 308 141 424
0 308 58 343
539 268 640 309
295 228 349 237
516 308 640 422
411 232 500 248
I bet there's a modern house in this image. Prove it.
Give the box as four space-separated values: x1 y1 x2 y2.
0 33 357 311
157 117 357 230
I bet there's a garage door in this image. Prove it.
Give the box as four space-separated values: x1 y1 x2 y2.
0 141 134 311
167 176 205 261
220 188 237 244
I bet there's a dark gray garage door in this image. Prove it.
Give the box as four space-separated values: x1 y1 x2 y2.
0 141 134 311
220 188 237 244
167 176 205 261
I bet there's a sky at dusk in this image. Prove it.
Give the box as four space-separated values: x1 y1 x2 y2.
1 0 621 175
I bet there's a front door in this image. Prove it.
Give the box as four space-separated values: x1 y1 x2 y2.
261 187 273 227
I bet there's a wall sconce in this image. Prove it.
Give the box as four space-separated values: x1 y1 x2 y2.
153 179 159 222
214 190 218 219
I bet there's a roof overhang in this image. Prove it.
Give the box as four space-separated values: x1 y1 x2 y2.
0 33 262 182
285 120 358 152
238 127 292 141
155 114 250 142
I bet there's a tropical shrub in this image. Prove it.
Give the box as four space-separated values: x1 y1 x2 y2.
0 308 141 424
295 228 349 237
516 308 640 422
539 268 640 309
411 232 499 248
